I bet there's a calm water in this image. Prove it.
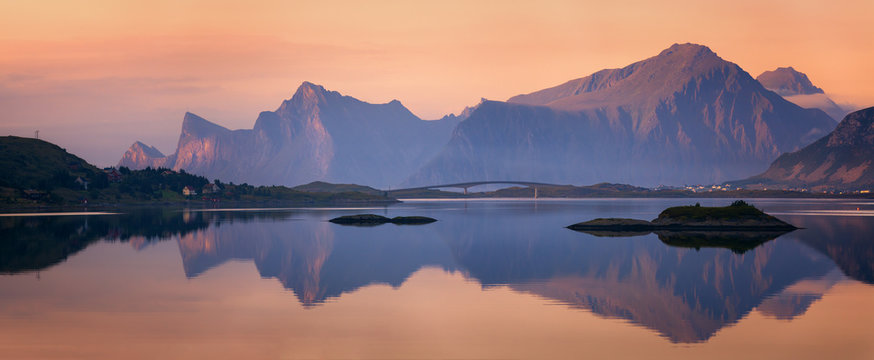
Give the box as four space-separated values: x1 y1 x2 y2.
1 198 872 359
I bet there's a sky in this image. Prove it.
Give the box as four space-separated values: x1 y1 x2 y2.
1 0 873 166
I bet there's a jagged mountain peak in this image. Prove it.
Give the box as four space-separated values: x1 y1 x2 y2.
294 81 330 99
118 140 171 169
650 42 727 74
287 81 331 109
181 112 230 137
756 67 825 96
658 42 717 59
283 81 402 115
129 141 164 158
508 43 739 110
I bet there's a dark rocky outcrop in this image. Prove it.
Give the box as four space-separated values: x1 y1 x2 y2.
567 201 796 231
328 214 437 226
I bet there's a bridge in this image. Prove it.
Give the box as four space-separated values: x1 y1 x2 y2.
386 181 562 198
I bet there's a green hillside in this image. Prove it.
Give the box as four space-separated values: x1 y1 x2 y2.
0 136 105 191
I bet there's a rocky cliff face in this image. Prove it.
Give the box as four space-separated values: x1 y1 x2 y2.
744 107 874 190
756 66 851 122
406 43 836 186
119 82 459 187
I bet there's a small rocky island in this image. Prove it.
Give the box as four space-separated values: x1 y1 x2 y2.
567 201 797 231
329 214 437 226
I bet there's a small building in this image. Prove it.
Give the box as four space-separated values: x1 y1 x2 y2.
182 186 197 196
104 168 123 182
202 183 221 194
75 177 89 190
23 189 46 200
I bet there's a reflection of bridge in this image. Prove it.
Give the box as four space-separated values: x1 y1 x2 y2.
387 181 562 197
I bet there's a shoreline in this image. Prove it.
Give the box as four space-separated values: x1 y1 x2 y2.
0 198 400 213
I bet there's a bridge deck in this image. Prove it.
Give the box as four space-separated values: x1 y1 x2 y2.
387 181 561 193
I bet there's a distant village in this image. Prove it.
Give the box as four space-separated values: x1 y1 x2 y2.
666 184 871 195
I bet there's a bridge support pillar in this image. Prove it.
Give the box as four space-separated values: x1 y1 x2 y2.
463 187 469 195
534 187 538 199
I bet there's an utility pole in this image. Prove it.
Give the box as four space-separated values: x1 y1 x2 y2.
34 130 39 139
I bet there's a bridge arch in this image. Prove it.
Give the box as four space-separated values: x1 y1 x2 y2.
387 181 561 197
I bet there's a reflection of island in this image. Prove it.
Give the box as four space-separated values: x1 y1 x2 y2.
654 230 788 253
573 228 789 254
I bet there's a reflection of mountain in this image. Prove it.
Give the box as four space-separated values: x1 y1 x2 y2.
176 220 456 305
5 207 870 344
756 269 844 320
489 238 831 342
439 215 835 343
786 215 874 284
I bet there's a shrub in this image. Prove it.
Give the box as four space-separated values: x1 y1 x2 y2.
730 200 750 207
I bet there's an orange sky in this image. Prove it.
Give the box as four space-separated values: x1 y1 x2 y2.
1 0 872 165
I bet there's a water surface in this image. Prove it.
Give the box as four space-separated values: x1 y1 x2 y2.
1 199 872 359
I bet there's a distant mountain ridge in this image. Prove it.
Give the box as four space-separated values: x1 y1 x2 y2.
406 43 836 186
756 66 852 122
120 82 460 187
743 106 874 190
756 66 824 96
121 44 843 188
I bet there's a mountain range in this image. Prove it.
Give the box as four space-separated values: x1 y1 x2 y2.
122 43 846 188
407 44 835 186
120 82 460 188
